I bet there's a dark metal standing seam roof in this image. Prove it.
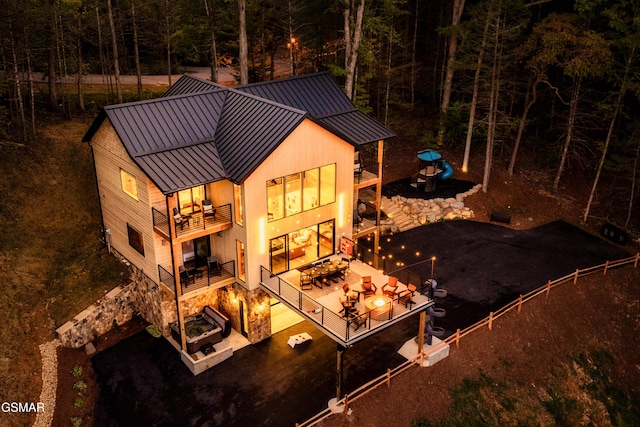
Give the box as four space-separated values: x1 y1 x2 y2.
83 72 394 194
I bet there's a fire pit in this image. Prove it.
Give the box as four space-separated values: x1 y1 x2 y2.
364 295 393 321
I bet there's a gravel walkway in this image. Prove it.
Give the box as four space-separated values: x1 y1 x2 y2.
33 339 60 427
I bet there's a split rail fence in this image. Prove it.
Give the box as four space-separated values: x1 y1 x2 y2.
296 252 639 427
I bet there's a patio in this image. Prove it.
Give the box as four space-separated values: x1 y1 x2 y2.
260 255 433 346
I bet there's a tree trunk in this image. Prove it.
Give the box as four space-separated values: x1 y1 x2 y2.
462 13 490 174
410 0 418 109
238 0 248 85
76 4 85 111
553 77 581 192
47 0 58 110
165 0 173 86
9 22 27 142
343 0 365 100
26 47 36 135
107 0 122 103
437 0 466 145
482 5 501 193
625 137 640 229
131 0 143 99
508 78 538 177
204 0 218 83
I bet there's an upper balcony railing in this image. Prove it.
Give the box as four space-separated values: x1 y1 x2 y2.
354 161 380 187
152 204 233 240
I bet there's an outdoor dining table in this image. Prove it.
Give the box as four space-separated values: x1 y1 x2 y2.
301 260 349 288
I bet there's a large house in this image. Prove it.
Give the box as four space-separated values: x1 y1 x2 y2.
83 72 434 374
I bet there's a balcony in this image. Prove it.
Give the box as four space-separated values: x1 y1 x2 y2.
260 256 433 347
152 204 233 241
158 260 236 296
354 161 380 189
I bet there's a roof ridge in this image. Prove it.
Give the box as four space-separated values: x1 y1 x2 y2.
224 86 308 116
234 71 332 89
104 87 226 111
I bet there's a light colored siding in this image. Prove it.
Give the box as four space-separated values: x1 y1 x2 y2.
91 121 160 283
242 118 354 289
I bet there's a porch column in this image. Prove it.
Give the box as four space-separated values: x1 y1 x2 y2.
373 139 384 269
336 344 347 400
168 194 187 352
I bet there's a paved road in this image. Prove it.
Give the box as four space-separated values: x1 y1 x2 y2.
92 220 629 426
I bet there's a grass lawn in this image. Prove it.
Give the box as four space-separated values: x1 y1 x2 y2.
0 117 128 427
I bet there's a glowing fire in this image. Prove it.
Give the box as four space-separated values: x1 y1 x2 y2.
373 298 386 307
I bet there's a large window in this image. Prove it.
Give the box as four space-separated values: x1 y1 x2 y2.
120 169 138 201
178 185 205 215
267 163 336 222
234 184 243 226
268 219 335 273
127 224 144 256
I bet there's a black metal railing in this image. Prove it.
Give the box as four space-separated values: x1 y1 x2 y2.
354 161 380 184
159 260 236 295
152 207 170 237
153 204 233 239
260 264 432 343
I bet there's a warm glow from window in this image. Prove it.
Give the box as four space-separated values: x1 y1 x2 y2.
267 163 336 222
120 169 138 200
178 186 204 215
236 240 246 281
234 184 243 226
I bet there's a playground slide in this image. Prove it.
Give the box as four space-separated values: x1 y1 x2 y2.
440 161 453 180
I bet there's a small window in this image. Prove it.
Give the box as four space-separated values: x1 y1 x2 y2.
127 224 145 256
234 184 243 226
120 169 138 200
236 240 246 281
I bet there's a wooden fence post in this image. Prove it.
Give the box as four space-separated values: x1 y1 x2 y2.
489 312 493 330
573 269 579 284
386 368 391 387
455 328 460 348
517 294 523 313
546 280 551 297
344 394 349 413
604 260 609 276
635 253 639 268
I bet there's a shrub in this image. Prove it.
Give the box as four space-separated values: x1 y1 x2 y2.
70 416 82 427
73 397 84 409
73 380 87 394
71 365 83 378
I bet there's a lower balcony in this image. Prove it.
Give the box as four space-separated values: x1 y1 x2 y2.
159 260 236 296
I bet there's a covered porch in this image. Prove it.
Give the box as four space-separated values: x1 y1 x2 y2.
260 255 433 347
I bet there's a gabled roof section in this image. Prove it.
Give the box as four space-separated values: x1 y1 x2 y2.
162 74 221 97
83 72 393 194
235 72 395 145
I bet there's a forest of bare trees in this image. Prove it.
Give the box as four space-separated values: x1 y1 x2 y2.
1 0 639 231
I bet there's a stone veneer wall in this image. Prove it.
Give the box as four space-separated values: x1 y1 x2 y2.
56 247 237 348
218 283 271 344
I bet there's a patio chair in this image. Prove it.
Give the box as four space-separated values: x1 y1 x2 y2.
339 296 357 318
349 312 368 331
300 272 314 291
173 208 191 231
343 283 358 303
179 265 195 287
203 199 216 219
359 276 377 298
382 276 400 298
398 283 417 308
207 256 222 277
354 151 363 177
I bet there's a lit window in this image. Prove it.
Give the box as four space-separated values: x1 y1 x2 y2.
303 168 319 210
267 178 284 221
236 240 246 281
120 169 138 200
320 164 336 206
285 173 301 214
127 224 144 256
234 184 243 226
177 186 204 215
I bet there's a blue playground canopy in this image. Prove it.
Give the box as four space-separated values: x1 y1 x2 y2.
417 149 442 162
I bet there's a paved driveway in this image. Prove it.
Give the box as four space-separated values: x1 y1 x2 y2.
92 220 629 426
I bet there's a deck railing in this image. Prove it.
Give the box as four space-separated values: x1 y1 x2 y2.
152 204 233 239
354 161 379 184
260 265 432 343
158 260 236 295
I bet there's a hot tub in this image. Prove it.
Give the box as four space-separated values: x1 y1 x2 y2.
170 310 223 354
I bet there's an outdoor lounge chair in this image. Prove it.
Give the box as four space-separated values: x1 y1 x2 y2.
179 265 195 287
349 312 368 331
173 208 191 231
398 283 417 308
203 199 216 219
382 276 400 297
207 256 222 277
339 296 357 318
359 276 377 298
